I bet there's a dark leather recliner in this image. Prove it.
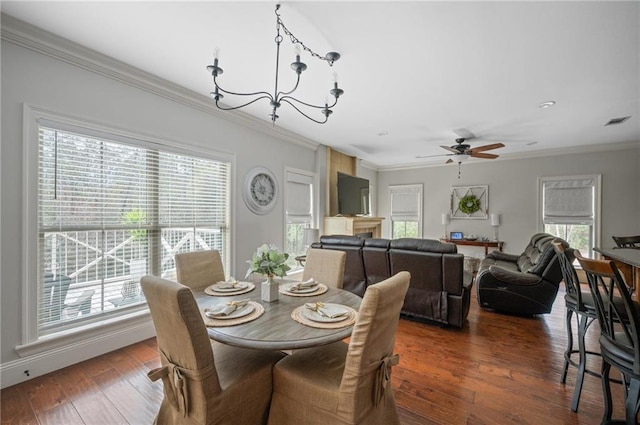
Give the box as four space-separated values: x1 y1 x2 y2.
476 233 569 315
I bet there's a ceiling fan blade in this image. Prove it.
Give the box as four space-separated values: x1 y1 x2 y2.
469 143 505 153
453 128 476 140
471 152 499 159
416 152 455 159
440 145 459 153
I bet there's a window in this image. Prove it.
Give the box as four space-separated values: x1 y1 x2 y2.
284 169 315 270
539 175 600 258
390 184 422 238
35 121 230 337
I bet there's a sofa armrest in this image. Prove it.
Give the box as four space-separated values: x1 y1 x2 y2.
486 251 520 262
488 265 542 286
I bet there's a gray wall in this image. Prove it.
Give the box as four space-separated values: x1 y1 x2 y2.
377 148 640 257
1 23 323 383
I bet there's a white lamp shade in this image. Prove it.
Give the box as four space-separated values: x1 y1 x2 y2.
303 228 320 246
491 213 501 226
441 213 450 225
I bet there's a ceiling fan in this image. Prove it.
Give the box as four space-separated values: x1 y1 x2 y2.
416 130 505 178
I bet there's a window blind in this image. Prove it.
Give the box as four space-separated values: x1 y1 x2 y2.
286 171 313 224
38 126 230 335
543 178 595 224
390 185 422 222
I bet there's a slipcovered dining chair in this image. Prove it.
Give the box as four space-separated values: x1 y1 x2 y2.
553 241 597 412
576 253 640 425
267 271 411 425
613 235 640 248
141 276 284 425
175 250 226 291
302 248 347 289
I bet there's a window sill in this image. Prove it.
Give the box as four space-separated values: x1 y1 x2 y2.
15 308 152 358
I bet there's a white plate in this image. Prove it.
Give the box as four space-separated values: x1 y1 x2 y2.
211 282 249 292
286 284 319 293
301 304 350 323
205 303 255 320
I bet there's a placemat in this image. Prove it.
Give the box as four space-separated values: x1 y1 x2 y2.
204 282 255 296
291 305 357 329
201 301 264 327
279 283 328 297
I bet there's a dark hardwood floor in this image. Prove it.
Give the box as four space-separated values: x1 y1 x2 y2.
1 287 630 424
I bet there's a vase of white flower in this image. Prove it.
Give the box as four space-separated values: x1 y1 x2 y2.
246 244 291 302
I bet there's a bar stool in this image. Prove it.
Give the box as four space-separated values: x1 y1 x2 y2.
553 241 601 412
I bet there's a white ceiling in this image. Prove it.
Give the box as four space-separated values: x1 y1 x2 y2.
2 1 639 169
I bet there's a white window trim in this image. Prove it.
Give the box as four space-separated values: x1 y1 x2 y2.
389 184 423 238
20 103 236 355
537 174 602 255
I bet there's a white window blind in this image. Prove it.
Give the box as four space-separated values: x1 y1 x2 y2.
390 185 422 222
38 125 230 335
543 178 595 224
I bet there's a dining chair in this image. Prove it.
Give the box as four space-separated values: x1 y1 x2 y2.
267 271 411 425
613 235 640 248
175 250 226 291
553 241 598 412
576 253 640 425
302 248 347 289
141 276 284 425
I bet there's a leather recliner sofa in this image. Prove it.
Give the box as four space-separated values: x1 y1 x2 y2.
476 233 570 315
312 235 473 328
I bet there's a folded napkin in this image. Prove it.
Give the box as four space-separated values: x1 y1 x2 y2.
304 302 348 318
216 277 242 289
289 278 318 292
206 299 250 318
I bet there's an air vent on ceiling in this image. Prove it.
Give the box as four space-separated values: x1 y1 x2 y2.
605 116 631 126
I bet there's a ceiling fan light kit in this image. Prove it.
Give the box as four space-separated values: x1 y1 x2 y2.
206 4 343 125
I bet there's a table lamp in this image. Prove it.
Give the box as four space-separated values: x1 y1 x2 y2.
491 213 501 241
441 213 450 239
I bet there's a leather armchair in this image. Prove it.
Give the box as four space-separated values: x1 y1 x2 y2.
476 233 569 315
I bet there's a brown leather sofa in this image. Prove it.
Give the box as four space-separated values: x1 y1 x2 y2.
476 233 570 315
312 235 473 328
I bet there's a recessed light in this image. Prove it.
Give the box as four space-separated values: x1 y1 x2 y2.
377 131 389 136
538 101 556 109
526 141 538 146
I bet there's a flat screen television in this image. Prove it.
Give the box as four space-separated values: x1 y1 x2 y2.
337 172 370 215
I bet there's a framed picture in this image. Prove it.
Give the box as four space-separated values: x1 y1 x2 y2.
450 231 463 240
450 185 489 219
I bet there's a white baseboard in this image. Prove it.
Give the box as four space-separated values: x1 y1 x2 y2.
0 319 156 389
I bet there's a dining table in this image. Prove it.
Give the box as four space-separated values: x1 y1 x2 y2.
194 279 362 351
594 247 640 300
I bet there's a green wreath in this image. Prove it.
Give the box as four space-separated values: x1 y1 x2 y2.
459 194 481 214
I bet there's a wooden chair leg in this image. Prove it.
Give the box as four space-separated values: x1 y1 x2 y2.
562 308 574 384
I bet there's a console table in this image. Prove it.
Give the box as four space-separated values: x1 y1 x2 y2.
440 239 504 256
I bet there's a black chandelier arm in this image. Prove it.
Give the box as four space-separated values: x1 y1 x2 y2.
215 95 273 111
214 79 273 99
280 99 329 124
276 73 302 98
280 94 339 110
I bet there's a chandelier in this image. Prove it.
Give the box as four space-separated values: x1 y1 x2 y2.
206 4 344 124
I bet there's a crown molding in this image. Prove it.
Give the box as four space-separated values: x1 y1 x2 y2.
377 140 640 173
0 13 319 152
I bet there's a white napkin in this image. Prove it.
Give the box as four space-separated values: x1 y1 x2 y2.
206 299 250 318
304 302 348 318
289 278 318 292
216 277 243 289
